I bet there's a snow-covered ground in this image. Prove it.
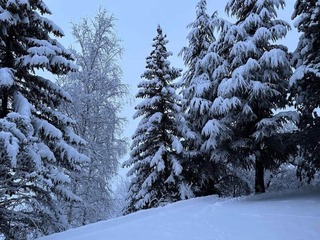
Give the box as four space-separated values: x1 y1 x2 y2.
39 189 320 240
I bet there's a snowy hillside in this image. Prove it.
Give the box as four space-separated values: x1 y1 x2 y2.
39 189 320 240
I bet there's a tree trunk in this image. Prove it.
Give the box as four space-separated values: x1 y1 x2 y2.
1 89 8 118
255 159 265 193
1 34 14 118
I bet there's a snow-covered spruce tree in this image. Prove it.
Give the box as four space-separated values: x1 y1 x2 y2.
181 9 254 197
290 0 320 182
179 0 220 196
0 1 88 238
209 0 295 193
123 26 194 214
57 8 128 226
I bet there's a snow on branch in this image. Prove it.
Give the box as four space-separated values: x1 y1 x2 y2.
0 68 14 88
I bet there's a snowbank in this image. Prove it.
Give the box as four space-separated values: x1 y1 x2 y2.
39 189 320 240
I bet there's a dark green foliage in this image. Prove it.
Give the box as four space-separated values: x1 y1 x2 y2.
123 26 194 214
290 0 320 181
179 0 222 197
0 1 87 238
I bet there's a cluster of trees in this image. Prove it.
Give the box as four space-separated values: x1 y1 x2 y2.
0 1 127 239
124 0 320 214
1 0 319 238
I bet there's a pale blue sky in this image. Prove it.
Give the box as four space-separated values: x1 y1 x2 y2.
45 0 298 79
44 0 299 172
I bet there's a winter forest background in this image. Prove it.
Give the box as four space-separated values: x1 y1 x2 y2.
0 0 320 239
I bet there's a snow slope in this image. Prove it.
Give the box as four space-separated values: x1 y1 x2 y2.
39 189 320 240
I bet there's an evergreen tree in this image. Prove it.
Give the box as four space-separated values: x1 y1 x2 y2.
57 8 128 226
179 0 219 196
123 26 194 214
0 1 88 238
290 0 320 182
208 0 294 193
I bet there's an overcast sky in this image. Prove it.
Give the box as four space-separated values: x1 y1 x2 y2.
44 0 299 172
45 0 298 79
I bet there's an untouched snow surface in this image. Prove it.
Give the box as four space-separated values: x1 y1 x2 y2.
39 189 320 240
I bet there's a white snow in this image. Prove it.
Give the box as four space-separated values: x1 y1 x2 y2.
34 118 63 140
0 68 14 87
0 131 19 168
261 49 287 68
38 189 320 240
13 92 31 117
171 157 182 175
171 137 183 154
0 7 11 21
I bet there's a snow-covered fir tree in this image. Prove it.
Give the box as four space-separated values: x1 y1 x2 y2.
57 8 128 226
290 0 320 182
179 0 220 196
180 0 214 92
123 26 194 214
0 1 88 238
207 0 295 193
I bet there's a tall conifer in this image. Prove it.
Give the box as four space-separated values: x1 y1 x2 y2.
0 1 88 238
290 0 320 181
124 26 194 214
209 0 294 193
179 0 219 196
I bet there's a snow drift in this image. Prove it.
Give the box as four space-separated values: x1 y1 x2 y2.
39 189 320 240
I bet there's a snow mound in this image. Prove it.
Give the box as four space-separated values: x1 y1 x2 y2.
38 189 320 240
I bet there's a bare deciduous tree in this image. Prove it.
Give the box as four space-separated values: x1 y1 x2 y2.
57 8 129 226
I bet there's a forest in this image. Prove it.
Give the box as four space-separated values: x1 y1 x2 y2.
0 0 319 239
